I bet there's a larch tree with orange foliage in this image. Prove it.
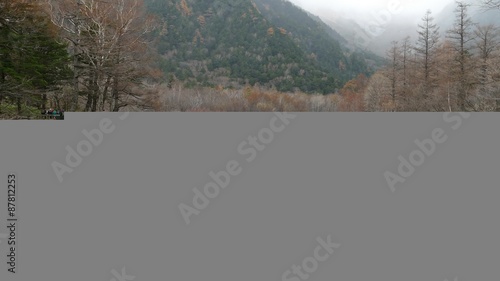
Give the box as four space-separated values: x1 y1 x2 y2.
337 74 367 111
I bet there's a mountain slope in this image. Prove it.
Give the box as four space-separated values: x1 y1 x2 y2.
145 0 378 93
317 1 500 55
436 0 500 31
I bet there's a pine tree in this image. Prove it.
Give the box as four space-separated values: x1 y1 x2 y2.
0 0 71 115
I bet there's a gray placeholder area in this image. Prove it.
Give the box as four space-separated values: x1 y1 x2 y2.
0 113 498 281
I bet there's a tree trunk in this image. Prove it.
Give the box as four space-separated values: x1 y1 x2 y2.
92 76 98 112
101 75 112 111
42 94 47 111
112 77 120 112
17 97 22 115
71 52 79 111
85 91 92 112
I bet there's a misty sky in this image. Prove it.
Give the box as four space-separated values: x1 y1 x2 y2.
287 0 454 17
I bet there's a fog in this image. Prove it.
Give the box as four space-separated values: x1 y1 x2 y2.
285 0 472 54
288 0 454 17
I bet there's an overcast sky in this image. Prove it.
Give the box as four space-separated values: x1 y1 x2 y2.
287 0 455 17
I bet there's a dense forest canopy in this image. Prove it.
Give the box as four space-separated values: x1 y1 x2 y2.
145 0 378 94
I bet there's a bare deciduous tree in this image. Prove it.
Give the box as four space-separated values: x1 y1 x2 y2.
46 0 157 111
481 0 500 11
385 41 401 110
414 10 440 103
446 1 475 111
474 24 500 110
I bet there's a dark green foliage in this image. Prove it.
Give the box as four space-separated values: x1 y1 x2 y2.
0 0 72 115
146 0 376 93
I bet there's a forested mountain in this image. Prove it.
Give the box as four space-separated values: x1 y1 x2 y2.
2 0 383 115
146 0 380 94
4 0 499 114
